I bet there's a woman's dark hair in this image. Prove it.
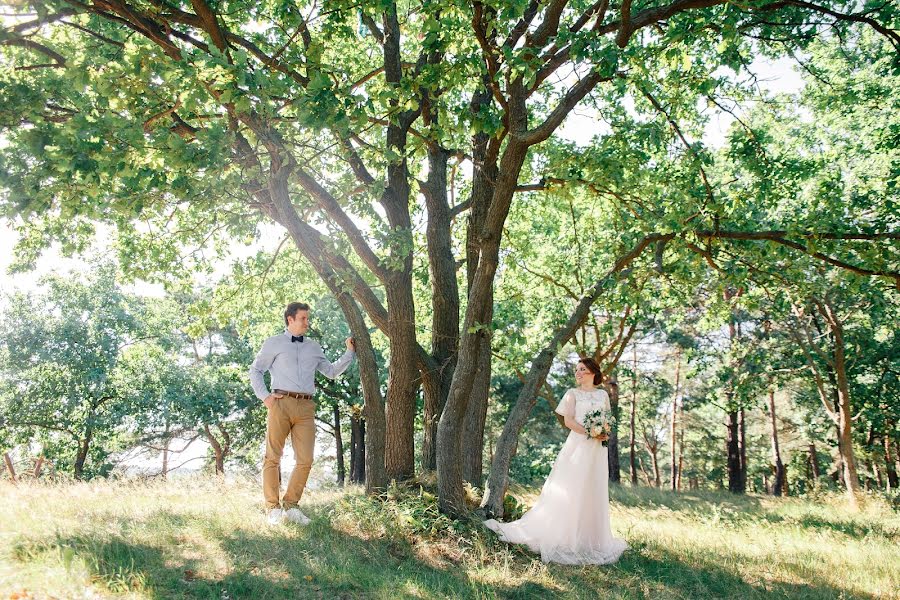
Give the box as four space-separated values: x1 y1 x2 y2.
284 302 310 325
579 357 604 386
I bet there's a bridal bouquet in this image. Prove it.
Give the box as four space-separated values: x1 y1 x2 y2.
582 408 615 446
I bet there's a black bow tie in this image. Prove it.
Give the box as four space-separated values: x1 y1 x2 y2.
291 335 304 343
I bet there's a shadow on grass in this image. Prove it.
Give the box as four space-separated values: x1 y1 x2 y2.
547 540 876 600
9 508 560 599
610 485 764 515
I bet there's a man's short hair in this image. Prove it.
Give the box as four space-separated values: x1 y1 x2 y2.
284 302 310 325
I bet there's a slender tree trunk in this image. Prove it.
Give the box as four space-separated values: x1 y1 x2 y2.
739 406 747 491
350 411 366 485
334 402 345 486
648 442 661 488
161 419 171 478
630 344 638 485
74 426 93 480
884 435 898 491
808 440 820 486
724 289 745 494
638 457 652 486
3 453 17 483
726 409 743 493
768 390 786 496
824 305 862 504
161 437 170 478
677 399 685 491
204 425 225 475
479 234 671 516
671 350 681 491
266 173 387 492
606 374 621 484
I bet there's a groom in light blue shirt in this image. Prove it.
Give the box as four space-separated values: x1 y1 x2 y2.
250 302 355 525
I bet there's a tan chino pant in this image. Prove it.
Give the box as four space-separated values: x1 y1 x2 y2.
263 396 316 511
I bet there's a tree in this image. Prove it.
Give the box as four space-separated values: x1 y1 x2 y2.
2 0 897 514
0 265 140 478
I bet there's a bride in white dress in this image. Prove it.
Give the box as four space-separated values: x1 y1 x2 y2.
484 357 628 565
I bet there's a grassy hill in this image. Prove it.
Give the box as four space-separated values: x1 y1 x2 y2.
1 476 897 599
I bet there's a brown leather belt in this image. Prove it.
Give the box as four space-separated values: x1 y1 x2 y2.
274 389 313 400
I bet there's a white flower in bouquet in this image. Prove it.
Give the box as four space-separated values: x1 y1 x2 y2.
581 408 615 446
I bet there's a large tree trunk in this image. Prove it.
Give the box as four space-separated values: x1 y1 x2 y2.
462 340 491 486
457 95 497 488
380 2 421 483
606 374 621 484
334 402 345 486
439 131 530 515
768 390 786 496
421 143 459 473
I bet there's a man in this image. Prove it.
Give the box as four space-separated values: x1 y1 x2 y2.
249 301 356 525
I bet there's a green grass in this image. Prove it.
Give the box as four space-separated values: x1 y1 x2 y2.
1 477 897 599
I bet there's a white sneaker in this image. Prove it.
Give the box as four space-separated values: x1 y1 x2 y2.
267 508 285 525
283 507 311 525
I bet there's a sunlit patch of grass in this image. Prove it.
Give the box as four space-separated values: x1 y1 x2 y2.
1 476 897 599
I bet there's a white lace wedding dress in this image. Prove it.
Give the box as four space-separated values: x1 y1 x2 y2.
484 388 628 565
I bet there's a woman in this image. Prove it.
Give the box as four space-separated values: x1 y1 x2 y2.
484 358 628 565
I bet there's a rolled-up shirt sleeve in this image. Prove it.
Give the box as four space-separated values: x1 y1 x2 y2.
249 339 276 401
315 344 355 379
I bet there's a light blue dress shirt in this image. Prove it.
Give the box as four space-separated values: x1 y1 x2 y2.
249 331 356 401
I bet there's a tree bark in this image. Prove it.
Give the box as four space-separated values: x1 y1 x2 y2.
3 453 17 483
334 402 345 486
606 373 621 484
808 440 820 486
74 426 93 480
421 142 459 473
726 409 743 493
768 390 786 496
350 411 366 485
647 440 661 488
739 406 747 490
630 344 638 485
203 424 225 475
676 390 685 491
462 339 491 486
671 350 681 491
819 301 862 504
884 435 898 491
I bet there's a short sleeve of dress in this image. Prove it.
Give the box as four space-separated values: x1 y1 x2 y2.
601 389 611 410
554 389 576 418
